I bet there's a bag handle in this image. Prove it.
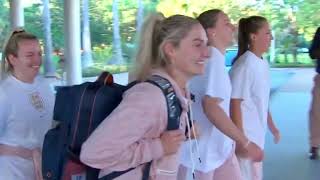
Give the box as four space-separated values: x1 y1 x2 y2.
96 71 114 85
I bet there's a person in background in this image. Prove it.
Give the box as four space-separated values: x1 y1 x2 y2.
80 13 209 180
308 26 320 160
229 16 281 180
178 9 263 180
0 28 55 180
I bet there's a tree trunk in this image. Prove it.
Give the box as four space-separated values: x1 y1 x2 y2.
42 0 56 77
284 51 288 64
81 0 93 68
112 0 123 65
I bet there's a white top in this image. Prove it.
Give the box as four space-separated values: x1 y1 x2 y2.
180 47 233 172
0 75 55 180
229 50 270 149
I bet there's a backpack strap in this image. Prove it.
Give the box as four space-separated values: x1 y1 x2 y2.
99 75 182 180
146 75 182 130
141 75 182 180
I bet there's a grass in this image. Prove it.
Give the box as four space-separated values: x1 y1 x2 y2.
82 63 129 77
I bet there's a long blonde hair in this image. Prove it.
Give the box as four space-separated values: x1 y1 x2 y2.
133 13 199 81
1 28 38 80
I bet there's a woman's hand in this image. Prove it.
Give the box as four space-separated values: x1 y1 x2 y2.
236 141 264 162
272 128 281 144
160 129 186 155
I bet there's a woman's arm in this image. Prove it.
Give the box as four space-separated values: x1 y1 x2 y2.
203 96 247 147
80 84 167 170
203 96 263 161
230 99 243 131
267 111 280 144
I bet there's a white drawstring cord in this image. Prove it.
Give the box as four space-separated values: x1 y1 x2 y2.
186 113 195 179
189 102 201 164
190 119 201 164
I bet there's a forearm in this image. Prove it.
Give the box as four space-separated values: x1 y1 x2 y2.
230 99 244 131
203 97 248 147
81 137 164 170
267 111 278 133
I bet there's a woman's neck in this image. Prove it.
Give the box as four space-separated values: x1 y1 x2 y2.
165 67 188 94
249 47 264 59
210 39 227 55
12 71 34 83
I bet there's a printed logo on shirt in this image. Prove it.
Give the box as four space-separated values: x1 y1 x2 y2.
29 91 45 112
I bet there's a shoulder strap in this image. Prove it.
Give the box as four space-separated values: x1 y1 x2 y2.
146 75 182 130
99 75 182 180
141 75 182 180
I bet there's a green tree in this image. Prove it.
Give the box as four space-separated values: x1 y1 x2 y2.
0 0 9 48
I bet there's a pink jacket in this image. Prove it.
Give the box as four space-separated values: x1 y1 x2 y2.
80 70 190 180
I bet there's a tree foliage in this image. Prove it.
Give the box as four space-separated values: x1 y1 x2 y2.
0 0 319 65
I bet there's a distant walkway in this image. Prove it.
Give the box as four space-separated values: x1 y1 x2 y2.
265 68 320 180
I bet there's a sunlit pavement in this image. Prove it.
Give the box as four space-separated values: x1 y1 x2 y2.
265 68 320 180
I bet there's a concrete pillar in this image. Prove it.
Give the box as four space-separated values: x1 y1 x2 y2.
64 0 82 85
9 0 24 29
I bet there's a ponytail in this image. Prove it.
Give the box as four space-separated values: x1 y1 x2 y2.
133 13 165 81
233 18 249 63
233 16 267 64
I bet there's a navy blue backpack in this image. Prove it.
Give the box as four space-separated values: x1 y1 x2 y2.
42 72 182 180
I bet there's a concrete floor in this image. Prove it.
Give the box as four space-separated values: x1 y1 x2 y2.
264 68 320 180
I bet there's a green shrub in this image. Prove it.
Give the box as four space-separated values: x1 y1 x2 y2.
82 64 129 77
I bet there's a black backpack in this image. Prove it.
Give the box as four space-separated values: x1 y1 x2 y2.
42 72 182 180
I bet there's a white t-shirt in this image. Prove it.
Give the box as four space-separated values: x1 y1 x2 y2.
229 50 270 149
180 47 233 172
0 75 55 180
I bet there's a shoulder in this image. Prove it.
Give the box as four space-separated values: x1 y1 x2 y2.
125 82 165 101
0 77 13 92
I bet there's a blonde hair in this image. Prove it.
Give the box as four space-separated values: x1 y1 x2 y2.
133 13 199 81
1 28 38 80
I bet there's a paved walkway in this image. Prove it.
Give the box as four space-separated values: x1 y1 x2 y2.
264 68 320 180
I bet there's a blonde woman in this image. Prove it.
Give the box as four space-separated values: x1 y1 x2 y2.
80 13 209 180
0 29 54 180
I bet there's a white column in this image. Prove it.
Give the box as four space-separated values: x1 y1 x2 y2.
64 0 82 85
10 0 24 29
270 30 276 63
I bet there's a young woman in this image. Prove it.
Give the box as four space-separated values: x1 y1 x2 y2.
0 29 54 180
229 16 281 180
178 9 263 180
80 13 209 180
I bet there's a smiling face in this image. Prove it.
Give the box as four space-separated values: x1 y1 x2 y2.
8 39 42 83
167 23 209 79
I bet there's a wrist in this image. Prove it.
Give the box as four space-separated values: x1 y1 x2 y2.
243 140 251 149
